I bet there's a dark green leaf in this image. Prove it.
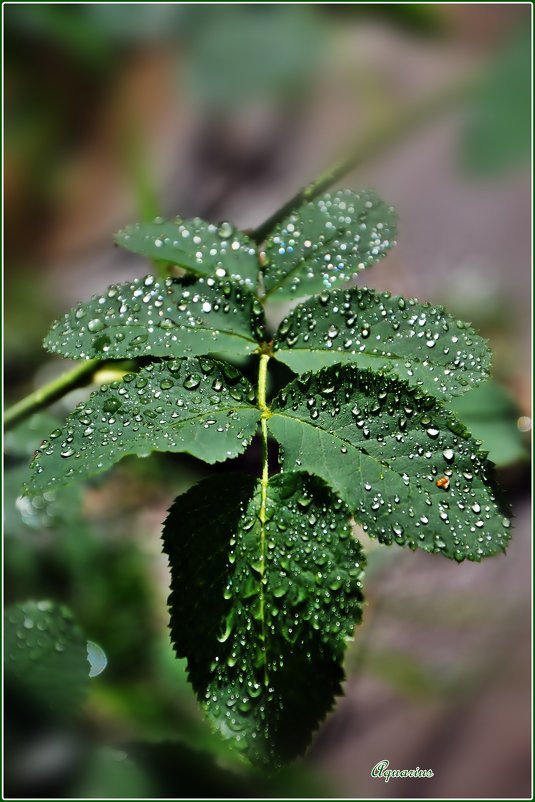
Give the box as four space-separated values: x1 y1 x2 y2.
4 600 89 716
163 471 365 766
115 218 259 289
262 190 397 298
26 357 259 495
269 364 511 562
274 286 490 397
44 276 265 361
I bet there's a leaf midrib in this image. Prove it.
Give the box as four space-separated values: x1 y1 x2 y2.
59 319 258 346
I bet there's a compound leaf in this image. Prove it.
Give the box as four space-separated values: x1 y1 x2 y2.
269 364 511 562
4 600 89 717
44 276 265 361
163 471 365 767
115 217 259 289
274 287 491 397
26 357 260 494
262 189 397 298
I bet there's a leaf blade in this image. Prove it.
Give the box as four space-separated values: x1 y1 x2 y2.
115 218 259 289
44 276 265 361
262 189 397 298
269 365 511 562
163 471 365 766
274 287 491 397
26 357 260 494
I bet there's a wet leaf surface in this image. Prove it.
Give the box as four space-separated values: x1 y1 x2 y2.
269 364 511 562
163 471 365 766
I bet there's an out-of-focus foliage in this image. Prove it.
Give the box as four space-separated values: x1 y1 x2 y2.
183 5 327 111
76 748 155 799
448 381 529 468
463 26 531 175
4 600 89 717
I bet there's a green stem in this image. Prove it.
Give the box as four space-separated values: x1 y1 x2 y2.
4 74 476 431
257 353 271 685
251 76 476 244
4 359 102 431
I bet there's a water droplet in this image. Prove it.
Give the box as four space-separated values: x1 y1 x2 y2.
183 374 201 390
217 221 234 239
87 318 105 333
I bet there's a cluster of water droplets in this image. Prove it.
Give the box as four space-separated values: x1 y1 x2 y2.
274 287 491 397
272 365 511 562
263 189 396 296
116 216 258 290
28 357 259 493
45 275 265 361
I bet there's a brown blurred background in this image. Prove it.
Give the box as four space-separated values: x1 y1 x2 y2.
4 3 532 799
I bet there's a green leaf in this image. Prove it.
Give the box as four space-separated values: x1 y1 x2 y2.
262 190 397 298
269 364 511 562
163 471 365 766
26 357 260 495
115 218 259 289
4 600 89 716
44 276 265 361
274 287 491 397
462 26 531 176
448 380 528 467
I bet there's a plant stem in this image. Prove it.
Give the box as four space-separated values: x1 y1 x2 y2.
4 359 102 431
258 354 271 494
4 75 475 430
251 76 475 244
257 352 271 685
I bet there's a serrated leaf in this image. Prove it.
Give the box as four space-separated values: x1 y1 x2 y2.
4 600 89 717
274 287 490 397
26 357 259 495
262 189 397 298
115 217 259 289
44 276 265 361
163 471 365 766
269 364 511 562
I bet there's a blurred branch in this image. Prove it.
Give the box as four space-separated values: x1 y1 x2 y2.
251 75 477 243
4 75 477 431
4 359 102 431
4 361 133 431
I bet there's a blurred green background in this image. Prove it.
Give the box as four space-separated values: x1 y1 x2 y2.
4 3 531 798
